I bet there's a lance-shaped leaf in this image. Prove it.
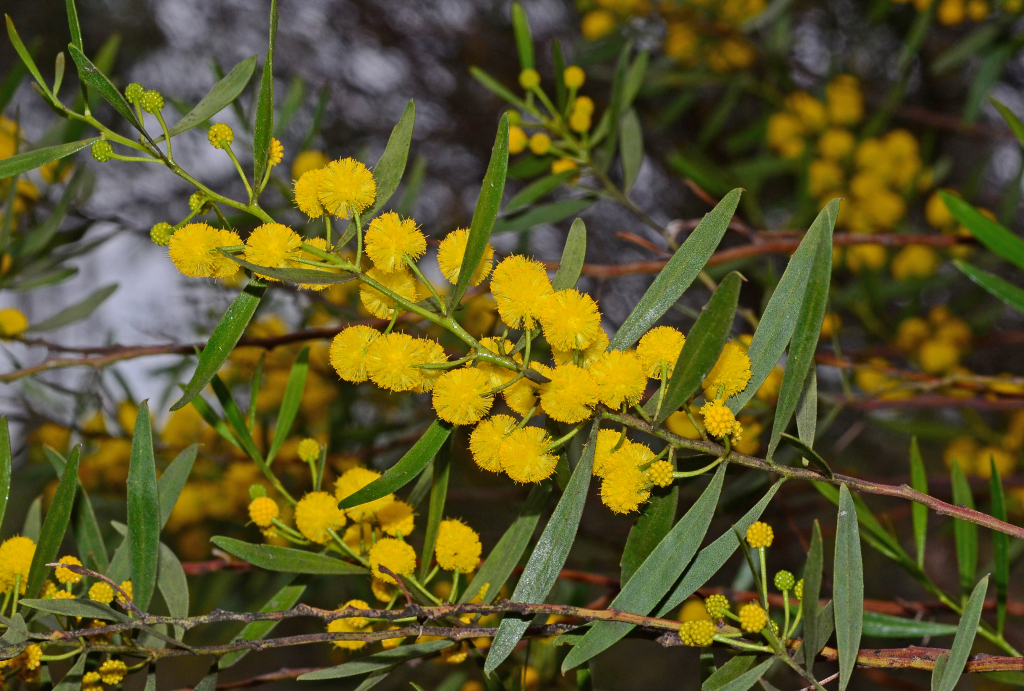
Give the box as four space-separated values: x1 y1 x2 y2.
251 0 278 186
158 542 189 638
834 485 864 691
954 259 1024 314
68 46 147 136
20 597 125 621
702 654 756 691
485 420 599 673
802 520 825 672
219 581 306 669
419 433 451 580
28 283 116 332
712 658 774 691
0 418 10 533
160 56 257 140
950 460 978 598
159 445 198 530
224 253 356 286
991 96 1024 146
26 447 79 598
43 446 107 573
267 347 309 464
941 191 1024 271
492 198 594 234
620 483 677 585
861 612 959 638
989 458 1009 635
5 16 49 98
619 107 643 192
211 537 367 574
505 171 577 213
932 576 988 691
127 401 159 611
511 2 534 70
299 640 454 680
52 652 87 691
611 189 741 350
552 218 587 291
0 138 98 180
910 438 928 569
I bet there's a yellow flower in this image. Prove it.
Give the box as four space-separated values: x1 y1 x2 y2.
330 325 380 383
98 660 127 685
298 438 321 463
539 289 602 351
808 158 844 198
937 0 966 24
738 602 767 632
678 619 716 646
335 467 395 521
519 69 541 89
89 582 114 604
207 123 233 149
365 332 446 392
294 491 346 543
590 350 647 408
637 326 685 378
647 460 674 487
372 578 395 603
890 245 940 281
369 538 417 584
895 317 930 352
745 521 774 548
974 446 1017 479
116 580 133 605
359 268 419 319
918 338 960 374
509 126 528 154
292 150 329 180
294 168 327 219
700 399 741 440
168 223 242 278
845 244 887 273
591 428 625 479
766 112 805 158
818 128 855 160
364 212 427 273
539 364 599 423
786 92 828 132
0 536 34 594
926 190 957 229
244 223 302 279
327 599 371 650
432 368 494 425
705 594 730 619
470 414 517 472
529 132 551 155
564 65 585 88
376 500 415 537
435 518 482 572
0 308 28 337
600 463 649 514
551 157 578 175
490 255 554 329
825 74 863 126
437 228 494 285
581 9 617 40
318 158 376 218
55 556 82 585
268 137 284 167
703 342 752 399
248 497 279 528
499 427 558 483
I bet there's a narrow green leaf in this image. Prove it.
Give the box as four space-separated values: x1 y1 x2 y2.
53 51 65 97
612 189 740 350
0 56 28 117
470 67 530 112
460 481 552 604
419 434 452 580
562 465 726 671
861 612 959 638
795 601 834 665
910 438 928 570
159 445 198 530
622 50 649 109
65 0 83 53
795 367 817 459
0 418 11 533
504 171 577 213
128 401 159 611
934 576 988 691
26 447 79 598
964 44 1011 123
989 457 1009 635
191 395 241 449
172 278 266 411
251 0 278 187
932 23 1001 75
989 97 1024 148
27 283 116 332
210 376 263 464
950 459 978 598
597 45 630 173
941 191 1024 271
43 446 108 573
224 253 356 286
192 671 217 691
267 347 309 464
219 581 305 669
620 483 677 585
23 497 41 542
802 520 824 672
652 272 741 424
932 653 949 691
339 420 451 509
52 653 86 691
485 420 599 673
67 46 146 135
954 259 1024 313
983 671 1024 686
619 107 643 192
552 218 587 291
779 433 833 479
157 542 189 639
449 114 508 312
702 655 757 691
20 169 86 257
835 485 864 691
161 57 257 140
492 197 593 234
510 3 534 71
714 659 774 691
210 537 368 575
5 17 49 97
20 597 124 621
299 640 453 680
0 138 98 181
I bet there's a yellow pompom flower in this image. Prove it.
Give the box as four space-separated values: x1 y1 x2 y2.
919 338 960 375
89 582 115 604
168 223 242 278
529 132 551 155
564 65 585 88
292 150 329 180
98 660 127 685
600 464 650 514
369 538 417 584
890 245 940 281
0 308 28 337
499 427 558 483
509 125 529 154
0 536 35 594
359 268 419 319
647 460 674 488
539 289 602 351
738 602 768 633
298 438 321 463
364 212 427 273
268 137 284 167
519 69 541 89
365 332 444 392
605 440 654 477
372 578 395 604
490 255 554 329
432 368 494 425
244 223 302 280
376 500 416 537
335 467 395 521
745 521 774 549
437 228 494 285
540 364 599 423
581 9 617 39
552 328 609 369
679 620 716 647
330 325 380 383
207 123 233 149
435 518 482 572
318 157 376 218
590 350 647 408
327 599 371 650
294 491 346 543
117 580 133 605
551 157 578 175
591 428 625 479
703 342 752 399
470 414 517 472
294 168 327 219
701 400 741 440
40 580 57 599
55 556 83 585
248 496 279 528
82 672 101 691
637 326 686 378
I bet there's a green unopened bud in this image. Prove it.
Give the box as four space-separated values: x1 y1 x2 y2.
149 222 173 246
248 484 268 500
91 140 114 162
140 89 164 114
188 192 206 213
124 83 144 104
504 109 522 126
774 570 795 591
794 579 804 601
704 594 730 618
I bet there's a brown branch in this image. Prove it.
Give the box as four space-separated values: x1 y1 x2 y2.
819 644 1024 672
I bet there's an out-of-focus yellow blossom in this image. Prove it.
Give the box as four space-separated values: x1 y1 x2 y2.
891 245 941 281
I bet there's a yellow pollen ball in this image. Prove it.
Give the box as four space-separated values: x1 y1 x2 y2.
297 438 321 464
207 123 233 149
330 325 380 383
745 521 774 549
359 268 419 319
437 228 494 285
470 414 517 472
335 467 395 521
327 599 371 650
552 157 578 175
703 342 752 399
318 158 376 219
376 500 416 537
168 223 242 278
539 363 599 423
89 582 114 604
268 137 284 167
369 538 417 584
552 328 609 369
509 126 529 154
590 350 647 408
647 460 674 487
98 660 127 685
294 168 327 219
738 602 768 632
244 223 302 280
248 496 279 528
591 428 625 479
365 332 445 392
0 308 28 337
529 132 551 155
55 556 82 585
0 536 35 594
490 255 554 329
519 69 541 89
499 427 558 483
701 399 740 440
600 463 650 514
563 65 586 88
292 150 329 180
432 368 494 425
539 289 602 351
364 212 427 273
637 326 686 378
581 9 617 40
435 518 482 573
294 491 346 544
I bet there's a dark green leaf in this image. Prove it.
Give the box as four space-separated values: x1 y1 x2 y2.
492 197 593 235
5 17 49 97
622 51 649 109
23 497 41 542
419 433 451 580
339 420 451 509
910 438 928 569
950 459 978 598
0 138 98 181
551 40 567 113
460 481 552 604
652 272 741 424
552 218 587 291
485 420 599 673
504 171 577 213
210 376 264 465
52 653 86 691
933 576 988 691
251 0 278 187
211 537 367 575
267 347 309 464
158 542 188 638
620 483 677 585
0 418 10 533
26 447 78 598
299 639 454 680
43 446 108 573
983 671 1024 686
510 3 534 71
989 97 1024 148
20 597 125 621
932 23 1001 75
932 653 949 691
941 191 1024 271
795 367 817 458
27 283 116 332
161 57 257 140
65 0 83 53
172 278 266 411
989 457 1009 635
861 612 959 638
561 465 726 671
224 253 356 286
964 44 1011 123
954 259 1024 313
159 445 198 530
802 520 824 672
795 601 834 665
835 486 864 691
779 434 832 479
192 672 217 691
619 107 643 192
469 67 530 111
612 189 741 351
597 44 630 173
219 581 305 669
128 401 159 611
714 659 774 691
702 654 757 691
68 46 146 135
191 395 241 450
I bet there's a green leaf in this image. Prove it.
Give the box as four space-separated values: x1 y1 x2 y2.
620 483 677 585
504 171 577 213
765 200 836 458
551 39 567 112
933 576 988 691
932 23 1002 75
192 672 217 691
596 45 630 173
795 601 834 665
702 655 757 691
0 138 98 181
954 259 1024 313
219 581 306 669
20 169 86 256
67 45 146 135
714 659 774 691
5 17 49 98
157 542 188 638
485 420 599 673
932 654 949 691
623 50 649 110
834 486 864 691
492 197 593 234
161 56 257 140
950 459 978 598
656 480 783 616
469 67 530 112
964 44 1011 123
861 612 959 638
172 278 266 411
802 520 825 672
65 0 83 54
52 653 87 691
0 418 11 533
552 218 587 291
652 272 741 425
299 639 454 680
989 97 1024 148
43 446 107 573
460 481 552 604
210 537 368 575
26 446 78 598
795 367 817 460
611 189 741 350
910 438 928 569
510 3 534 71
941 192 1024 271
128 401 159 611
619 107 643 192
730 200 838 412
340 100 416 246
223 253 356 286
251 0 278 187
23 497 41 542
419 433 451 580
266 347 309 464
984 672 1024 686
20 597 125 622
561 465 726 671
449 114 508 312
27 283 116 332
159 445 198 530
779 433 832 479
989 457 1009 635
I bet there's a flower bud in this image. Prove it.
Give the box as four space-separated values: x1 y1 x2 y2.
519 68 541 90
188 191 206 213
208 123 234 149
124 83 144 104
774 570 795 591
149 222 174 246
91 140 114 162
140 89 164 114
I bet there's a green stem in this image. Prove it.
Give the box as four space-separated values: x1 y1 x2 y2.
713 635 772 654
354 207 364 269
758 547 769 609
671 456 724 479
654 361 668 420
223 144 255 202
545 422 586 452
406 255 445 311
328 529 370 569
155 111 173 162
